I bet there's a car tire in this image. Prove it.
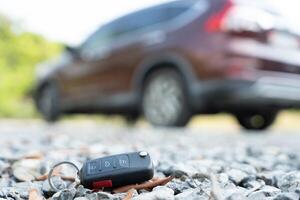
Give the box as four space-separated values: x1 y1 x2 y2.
124 113 139 125
37 83 61 122
142 68 191 127
235 111 278 131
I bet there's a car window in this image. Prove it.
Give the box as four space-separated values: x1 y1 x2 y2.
110 2 199 39
111 7 164 38
162 6 191 22
81 24 113 53
79 0 207 55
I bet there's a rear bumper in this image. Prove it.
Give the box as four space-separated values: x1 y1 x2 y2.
232 77 300 105
191 77 300 110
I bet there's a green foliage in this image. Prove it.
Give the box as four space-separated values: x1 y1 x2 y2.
0 14 62 118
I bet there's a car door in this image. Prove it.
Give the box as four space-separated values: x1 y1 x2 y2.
94 8 166 96
61 2 196 109
58 24 115 107
70 6 169 108
90 3 194 98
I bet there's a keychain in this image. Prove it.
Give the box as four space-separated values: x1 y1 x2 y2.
48 151 154 191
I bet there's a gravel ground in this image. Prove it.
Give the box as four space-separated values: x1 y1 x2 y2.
0 119 300 200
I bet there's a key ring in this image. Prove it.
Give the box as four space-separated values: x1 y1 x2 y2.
48 161 81 192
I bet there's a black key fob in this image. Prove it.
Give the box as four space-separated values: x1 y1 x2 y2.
80 152 154 189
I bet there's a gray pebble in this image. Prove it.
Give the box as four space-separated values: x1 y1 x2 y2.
133 186 174 200
13 181 43 198
277 172 300 192
259 185 281 197
273 192 299 200
0 177 13 188
0 160 10 174
85 192 117 200
75 185 92 197
74 197 89 200
166 179 192 194
52 188 76 200
43 177 67 197
247 191 267 200
175 188 208 200
96 192 117 200
225 193 247 200
227 169 249 185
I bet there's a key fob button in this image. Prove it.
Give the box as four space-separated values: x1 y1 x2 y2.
102 158 114 171
87 161 99 175
113 159 119 169
139 151 148 157
117 155 129 168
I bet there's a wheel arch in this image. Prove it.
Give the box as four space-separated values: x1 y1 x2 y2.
35 79 54 98
133 52 197 97
34 78 59 108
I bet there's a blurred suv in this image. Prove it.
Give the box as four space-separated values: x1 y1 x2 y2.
34 0 300 130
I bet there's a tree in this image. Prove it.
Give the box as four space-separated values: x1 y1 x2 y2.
0 14 62 117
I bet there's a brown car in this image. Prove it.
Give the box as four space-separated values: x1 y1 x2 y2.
34 0 300 130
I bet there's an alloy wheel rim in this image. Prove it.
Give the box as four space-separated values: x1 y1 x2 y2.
143 74 183 125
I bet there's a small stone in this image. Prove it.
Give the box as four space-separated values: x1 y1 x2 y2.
96 192 117 200
12 167 37 182
246 146 262 157
277 172 300 192
74 197 88 200
175 188 208 200
156 162 173 176
0 177 13 188
227 169 248 185
259 185 281 197
231 163 256 175
114 191 138 200
247 191 267 200
225 193 246 200
0 160 10 174
241 178 264 189
42 177 67 197
7 192 21 200
0 187 12 198
257 172 276 186
75 185 92 197
189 176 211 192
133 186 174 200
52 189 76 200
13 181 43 198
85 193 98 200
138 189 149 194
85 192 117 200
273 192 299 200
173 170 188 179
219 173 230 184
295 188 300 196
12 159 42 181
166 179 191 195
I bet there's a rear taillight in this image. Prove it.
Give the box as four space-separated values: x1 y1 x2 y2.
205 0 273 33
205 0 233 32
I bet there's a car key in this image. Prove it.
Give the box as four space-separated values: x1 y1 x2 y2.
79 151 154 189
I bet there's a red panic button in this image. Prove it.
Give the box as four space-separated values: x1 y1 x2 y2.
92 180 113 189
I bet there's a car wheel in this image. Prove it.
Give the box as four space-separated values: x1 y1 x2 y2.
142 68 191 127
37 83 61 122
124 113 139 125
235 111 278 131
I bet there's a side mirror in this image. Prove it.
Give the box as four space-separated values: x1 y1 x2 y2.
65 45 80 58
